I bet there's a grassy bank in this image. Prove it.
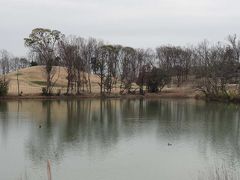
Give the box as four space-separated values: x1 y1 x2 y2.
2 65 201 100
0 92 196 100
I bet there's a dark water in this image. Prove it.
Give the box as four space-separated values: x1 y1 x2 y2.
0 99 240 180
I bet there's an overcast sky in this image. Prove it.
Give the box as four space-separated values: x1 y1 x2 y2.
0 0 240 56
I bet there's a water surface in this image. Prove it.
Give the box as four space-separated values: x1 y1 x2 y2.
0 99 240 180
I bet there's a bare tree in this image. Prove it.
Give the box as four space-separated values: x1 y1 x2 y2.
58 37 77 94
102 45 120 94
24 28 63 94
119 47 137 94
11 57 21 95
73 37 87 94
193 40 239 99
136 48 154 94
82 38 99 93
19 58 29 68
156 46 192 87
91 44 108 94
0 49 11 76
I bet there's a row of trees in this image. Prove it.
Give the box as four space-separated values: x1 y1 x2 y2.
0 50 29 75
0 27 238 98
193 38 240 99
0 49 30 96
23 28 240 98
23 28 172 95
156 37 240 99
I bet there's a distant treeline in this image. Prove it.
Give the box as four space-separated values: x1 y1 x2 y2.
0 50 29 75
1 27 240 99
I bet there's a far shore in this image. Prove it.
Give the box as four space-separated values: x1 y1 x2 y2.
0 90 201 101
3 65 207 101
2 91 240 105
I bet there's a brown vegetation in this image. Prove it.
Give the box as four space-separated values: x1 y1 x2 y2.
6 66 101 95
4 66 197 98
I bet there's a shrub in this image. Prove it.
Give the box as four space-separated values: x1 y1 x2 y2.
42 87 48 95
56 89 61 96
0 79 9 96
30 61 38 66
41 87 52 96
146 67 170 93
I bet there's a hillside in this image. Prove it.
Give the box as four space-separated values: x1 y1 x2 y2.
6 66 101 95
4 65 197 97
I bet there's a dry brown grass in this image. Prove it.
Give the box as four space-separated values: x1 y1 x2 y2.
4 66 198 97
6 66 101 95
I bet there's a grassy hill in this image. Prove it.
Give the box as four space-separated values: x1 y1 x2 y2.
6 66 101 95
5 65 197 97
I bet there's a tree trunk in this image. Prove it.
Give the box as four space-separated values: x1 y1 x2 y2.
88 72 91 93
17 69 20 96
46 73 51 94
77 70 81 95
66 80 70 95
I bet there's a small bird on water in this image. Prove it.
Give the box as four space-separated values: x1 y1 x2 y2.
39 125 42 128
168 143 172 146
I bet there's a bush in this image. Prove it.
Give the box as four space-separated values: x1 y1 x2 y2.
41 87 48 95
30 61 38 67
0 79 9 96
56 89 61 96
41 87 52 96
146 67 170 93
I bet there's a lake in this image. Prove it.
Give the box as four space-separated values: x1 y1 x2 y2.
0 99 240 180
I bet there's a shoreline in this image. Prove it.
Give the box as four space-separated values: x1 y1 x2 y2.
5 89 240 104
1 93 240 105
0 92 198 101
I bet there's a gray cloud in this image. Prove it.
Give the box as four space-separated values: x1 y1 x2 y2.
0 0 240 56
